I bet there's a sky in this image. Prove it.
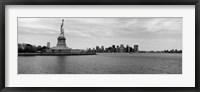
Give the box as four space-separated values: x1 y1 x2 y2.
18 17 182 51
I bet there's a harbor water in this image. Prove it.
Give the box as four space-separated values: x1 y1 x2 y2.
18 53 182 74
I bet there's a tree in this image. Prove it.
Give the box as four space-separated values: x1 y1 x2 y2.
24 44 36 53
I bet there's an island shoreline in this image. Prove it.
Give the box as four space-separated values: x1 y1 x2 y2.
18 53 96 56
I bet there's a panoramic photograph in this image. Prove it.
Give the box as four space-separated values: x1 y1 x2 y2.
18 17 182 74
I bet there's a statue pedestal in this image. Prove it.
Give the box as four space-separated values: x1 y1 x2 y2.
57 35 67 48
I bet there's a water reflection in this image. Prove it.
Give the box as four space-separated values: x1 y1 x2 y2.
55 56 68 74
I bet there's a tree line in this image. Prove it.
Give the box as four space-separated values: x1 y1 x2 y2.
18 43 49 53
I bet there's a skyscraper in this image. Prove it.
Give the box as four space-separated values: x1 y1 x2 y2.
134 45 139 52
47 42 50 48
112 45 116 52
120 44 125 53
101 46 104 52
116 45 120 52
126 45 130 52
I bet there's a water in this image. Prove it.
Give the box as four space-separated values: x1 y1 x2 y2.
18 53 182 74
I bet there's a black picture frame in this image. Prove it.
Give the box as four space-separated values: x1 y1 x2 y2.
0 0 200 92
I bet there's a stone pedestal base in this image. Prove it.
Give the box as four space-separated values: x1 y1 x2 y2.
57 36 67 48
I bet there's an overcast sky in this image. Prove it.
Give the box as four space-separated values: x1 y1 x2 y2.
18 17 182 51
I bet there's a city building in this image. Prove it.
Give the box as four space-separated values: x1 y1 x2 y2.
47 42 50 48
134 45 139 52
126 45 130 52
120 44 125 53
116 45 119 52
112 45 116 52
101 46 104 52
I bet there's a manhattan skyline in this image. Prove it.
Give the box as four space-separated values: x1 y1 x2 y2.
18 17 182 51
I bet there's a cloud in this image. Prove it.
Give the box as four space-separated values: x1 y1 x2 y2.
139 18 182 32
18 17 182 38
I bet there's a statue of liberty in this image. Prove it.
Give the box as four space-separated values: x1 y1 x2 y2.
56 19 67 48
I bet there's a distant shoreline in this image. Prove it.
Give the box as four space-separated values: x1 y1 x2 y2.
18 53 96 56
18 52 181 56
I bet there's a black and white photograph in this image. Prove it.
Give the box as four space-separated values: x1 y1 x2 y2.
18 17 182 74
